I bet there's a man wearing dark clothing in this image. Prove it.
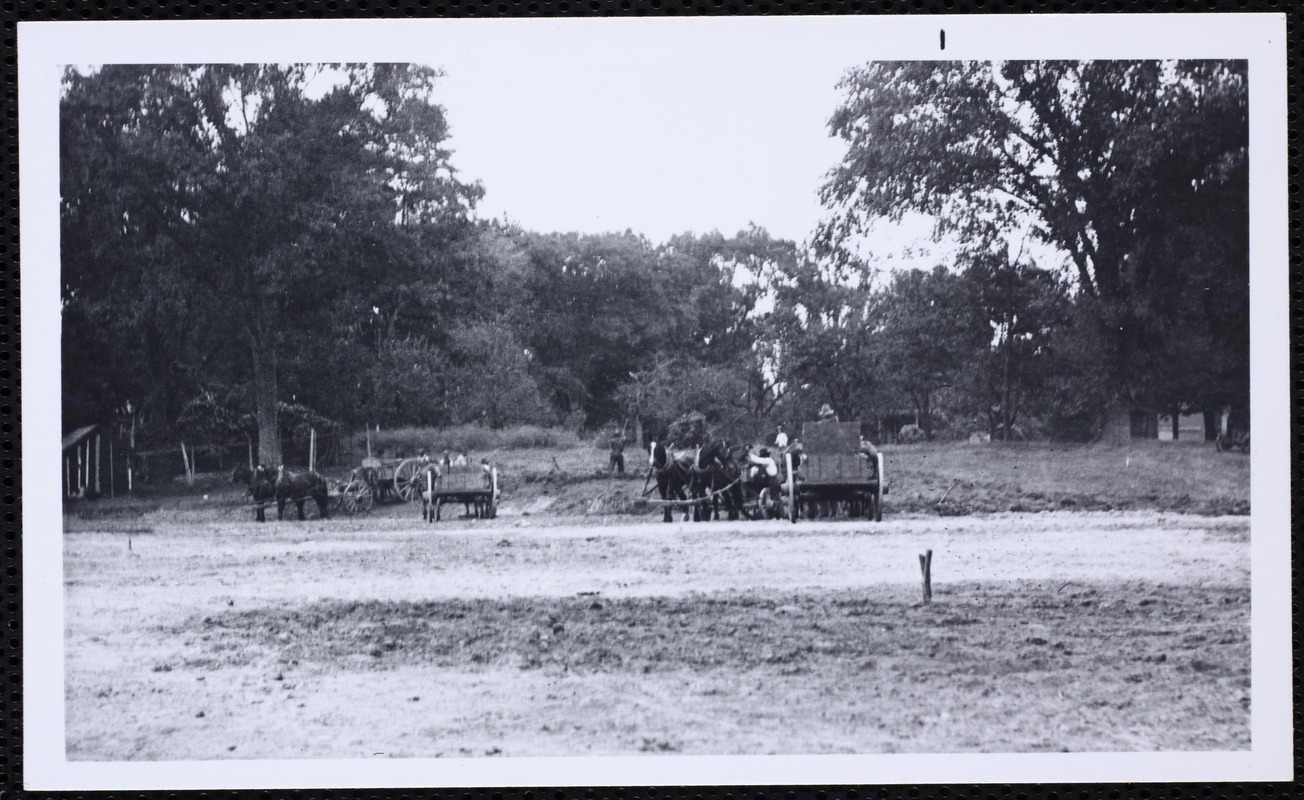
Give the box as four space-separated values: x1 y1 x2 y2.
609 432 626 477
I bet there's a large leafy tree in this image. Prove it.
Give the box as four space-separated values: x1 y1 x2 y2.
876 266 989 440
960 245 1070 439
61 64 481 464
765 255 885 425
819 60 1248 424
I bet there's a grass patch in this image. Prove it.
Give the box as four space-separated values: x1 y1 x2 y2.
352 425 582 458
887 439 1249 516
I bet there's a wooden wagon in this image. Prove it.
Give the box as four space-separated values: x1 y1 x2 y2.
783 420 885 523
332 455 432 514
421 463 500 522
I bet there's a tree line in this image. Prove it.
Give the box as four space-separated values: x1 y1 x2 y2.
60 61 1248 464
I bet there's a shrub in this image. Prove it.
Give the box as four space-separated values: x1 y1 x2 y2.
897 424 926 444
352 424 580 458
667 412 710 447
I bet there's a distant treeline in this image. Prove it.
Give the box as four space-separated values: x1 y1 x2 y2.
61 62 1247 463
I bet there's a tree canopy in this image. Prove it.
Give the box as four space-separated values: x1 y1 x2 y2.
60 59 1250 455
817 60 1248 433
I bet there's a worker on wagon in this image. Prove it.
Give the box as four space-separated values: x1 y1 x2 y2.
817 403 838 422
453 452 468 467
858 436 880 459
608 430 626 477
745 446 779 484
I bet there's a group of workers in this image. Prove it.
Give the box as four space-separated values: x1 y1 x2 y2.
419 449 471 469
741 404 880 486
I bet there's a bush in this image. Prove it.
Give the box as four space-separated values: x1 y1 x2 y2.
352 424 581 458
667 412 710 447
897 424 926 444
501 425 579 449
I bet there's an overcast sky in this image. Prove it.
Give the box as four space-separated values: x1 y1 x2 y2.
419 22 880 248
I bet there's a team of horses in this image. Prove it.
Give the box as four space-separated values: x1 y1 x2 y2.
649 439 784 523
233 464 329 522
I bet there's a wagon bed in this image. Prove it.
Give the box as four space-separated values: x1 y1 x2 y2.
422 464 500 521
784 421 884 522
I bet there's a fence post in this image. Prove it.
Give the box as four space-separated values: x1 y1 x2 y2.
309 428 317 473
918 549 933 603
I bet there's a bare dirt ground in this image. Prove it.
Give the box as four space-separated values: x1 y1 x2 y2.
63 511 1249 760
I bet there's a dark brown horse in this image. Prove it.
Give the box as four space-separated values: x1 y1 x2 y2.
275 466 329 521
649 441 692 523
248 465 277 523
690 439 744 521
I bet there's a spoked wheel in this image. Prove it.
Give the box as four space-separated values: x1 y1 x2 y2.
756 485 785 520
784 454 799 523
873 453 884 522
392 458 424 502
340 478 374 515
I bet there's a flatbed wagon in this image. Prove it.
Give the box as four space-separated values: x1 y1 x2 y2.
784 420 885 522
422 463 500 522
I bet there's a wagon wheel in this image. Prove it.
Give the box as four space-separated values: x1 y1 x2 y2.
873 453 884 522
757 485 784 520
785 454 799 524
485 467 499 519
392 458 425 502
340 478 374 515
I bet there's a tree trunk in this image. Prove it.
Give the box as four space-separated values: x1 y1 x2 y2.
1100 397 1131 445
919 392 933 441
1002 327 1013 442
1171 409 1180 441
1202 410 1219 441
250 307 283 468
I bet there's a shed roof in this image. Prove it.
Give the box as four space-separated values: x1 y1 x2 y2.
62 425 99 452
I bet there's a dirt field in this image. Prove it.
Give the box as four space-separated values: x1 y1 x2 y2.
64 511 1249 760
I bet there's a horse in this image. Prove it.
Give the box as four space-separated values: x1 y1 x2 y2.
690 439 744 521
275 465 329 521
649 441 692 523
249 465 277 523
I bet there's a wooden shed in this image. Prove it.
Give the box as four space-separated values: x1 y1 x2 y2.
63 424 113 499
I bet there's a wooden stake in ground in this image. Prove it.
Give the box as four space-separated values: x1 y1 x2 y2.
918 549 933 603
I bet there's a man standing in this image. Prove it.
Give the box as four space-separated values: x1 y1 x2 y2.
774 425 789 450
609 430 626 477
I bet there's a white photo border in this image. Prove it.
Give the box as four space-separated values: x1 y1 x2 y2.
19 13 1291 790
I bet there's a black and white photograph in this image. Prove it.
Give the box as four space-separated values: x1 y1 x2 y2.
20 15 1290 790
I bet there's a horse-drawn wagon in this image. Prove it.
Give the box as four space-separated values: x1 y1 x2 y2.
332 454 431 514
421 462 500 522
784 421 885 522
